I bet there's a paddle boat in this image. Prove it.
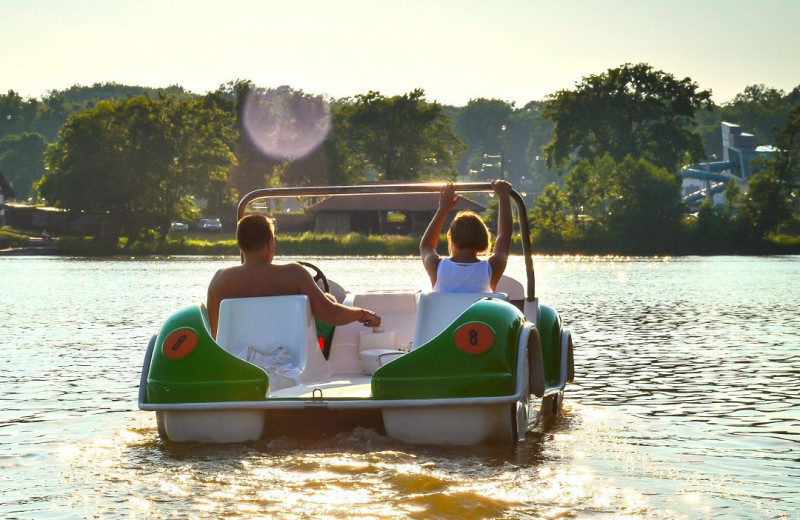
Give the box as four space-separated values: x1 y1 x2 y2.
138 182 574 445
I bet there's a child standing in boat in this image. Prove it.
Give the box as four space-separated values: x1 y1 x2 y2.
420 180 512 293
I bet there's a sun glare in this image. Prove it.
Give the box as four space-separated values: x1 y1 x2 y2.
242 88 332 161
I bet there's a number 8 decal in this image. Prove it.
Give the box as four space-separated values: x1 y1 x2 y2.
453 322 495 354
163 328 198 359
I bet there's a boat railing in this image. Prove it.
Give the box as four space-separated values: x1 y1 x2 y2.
237 182 535 301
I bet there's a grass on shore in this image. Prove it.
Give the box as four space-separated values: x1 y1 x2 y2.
0 227 32 248
50 231 426 257
5 225 799 256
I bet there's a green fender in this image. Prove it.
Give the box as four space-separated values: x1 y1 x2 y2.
371 298 524 399
146 304 269 404
537 304 563 390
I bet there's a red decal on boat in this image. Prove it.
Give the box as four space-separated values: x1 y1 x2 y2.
453 322 494 354
163 328 198 359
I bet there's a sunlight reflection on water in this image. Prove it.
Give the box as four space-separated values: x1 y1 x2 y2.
1 255 798 519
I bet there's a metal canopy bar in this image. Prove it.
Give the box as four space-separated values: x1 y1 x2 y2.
237 182 535 300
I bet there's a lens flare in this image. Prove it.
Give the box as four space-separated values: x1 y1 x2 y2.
242 87 332 161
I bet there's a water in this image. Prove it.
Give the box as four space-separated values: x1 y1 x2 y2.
1 255 798 519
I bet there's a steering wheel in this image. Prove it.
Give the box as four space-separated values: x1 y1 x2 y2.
298 261 329 294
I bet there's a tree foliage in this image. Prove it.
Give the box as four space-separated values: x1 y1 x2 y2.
1 91 38 140
37 95 236 243
0 132 46 200
228 82 335 193
725 84 794 144
695 83 800 158
337 89 464 181
738 104 800 239
555 154 683 251
608 156 684 247
542 63 713 172
449 99 555 191
452 98 513 180
529 183 569 246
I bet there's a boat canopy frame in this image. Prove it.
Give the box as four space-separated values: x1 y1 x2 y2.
237 182 536 301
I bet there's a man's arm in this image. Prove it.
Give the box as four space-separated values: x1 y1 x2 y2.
206 270 223 339
293 264 381 327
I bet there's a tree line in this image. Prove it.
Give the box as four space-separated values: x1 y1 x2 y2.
1 64 798 252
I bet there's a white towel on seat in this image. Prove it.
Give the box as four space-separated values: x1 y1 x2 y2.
243 345 300 391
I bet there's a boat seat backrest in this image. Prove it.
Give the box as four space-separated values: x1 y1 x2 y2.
495 275 524 301
353 292 418 351
411 292 508 350
215 295 326 380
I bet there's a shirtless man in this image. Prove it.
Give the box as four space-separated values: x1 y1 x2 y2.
206 214 381 339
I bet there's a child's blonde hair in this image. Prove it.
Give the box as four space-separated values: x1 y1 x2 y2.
447 211 490 254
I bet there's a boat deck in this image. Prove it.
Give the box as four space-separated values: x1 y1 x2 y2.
268 374 374 399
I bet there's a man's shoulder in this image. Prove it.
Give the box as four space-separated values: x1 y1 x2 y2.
208 265 238 288
211 265 240 279
272 261 307 279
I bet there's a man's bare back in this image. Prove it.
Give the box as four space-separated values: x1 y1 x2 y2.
206 214 380 339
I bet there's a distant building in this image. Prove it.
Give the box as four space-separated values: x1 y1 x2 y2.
4 204 71 234
306 193 485 235
69 212 112 239
681 122 777 207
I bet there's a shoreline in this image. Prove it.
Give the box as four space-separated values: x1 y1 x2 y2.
3 247 798 258
3 232 799 258
0 245 59 256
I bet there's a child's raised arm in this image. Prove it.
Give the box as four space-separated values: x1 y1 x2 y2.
488 179 513 288
420 183 461 285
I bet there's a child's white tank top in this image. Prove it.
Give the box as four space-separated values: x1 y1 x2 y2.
433 258 492 293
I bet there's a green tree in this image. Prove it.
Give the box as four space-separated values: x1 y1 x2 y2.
560 154 683 251
724 84 794 143
542 63 713 172
167 93 239 223
229 83 331 194
723 178 744 215
608 156 684 250
738 104 799 240
38 95 236 243
0 132 46 200
563 154 618 234
323 105 364 186
452 98 513 179
32 92 75 143
529 183 569 244
338 89 464 181
695 83 799 159
1 90 40 139
693 194 743 253
514 101 557 190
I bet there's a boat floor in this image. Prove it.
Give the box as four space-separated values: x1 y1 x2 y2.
268 374 373 399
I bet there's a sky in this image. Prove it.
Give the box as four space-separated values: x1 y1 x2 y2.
2 0 798 107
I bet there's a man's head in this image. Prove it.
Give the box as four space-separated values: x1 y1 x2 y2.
448 210 490 254
236 214 275 253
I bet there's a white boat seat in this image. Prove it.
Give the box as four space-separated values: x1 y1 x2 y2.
358 349 406 375
496 275 525 310
351 293 418 374
352 293 417 351
215 295 328 385
319 278 347 303
412 292 508 350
